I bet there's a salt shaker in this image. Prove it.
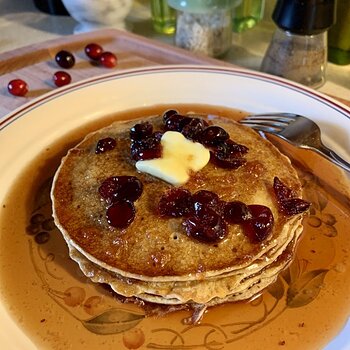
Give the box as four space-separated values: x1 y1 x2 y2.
167 0 234 57
261 0 335 88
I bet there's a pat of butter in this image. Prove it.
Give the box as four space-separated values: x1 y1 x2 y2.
136 131 210 186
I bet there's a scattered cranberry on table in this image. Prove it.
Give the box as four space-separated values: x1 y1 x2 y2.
7 79 28 96
84 43 103 61
53 71 72 87
55 50 75 69
99 51 117 68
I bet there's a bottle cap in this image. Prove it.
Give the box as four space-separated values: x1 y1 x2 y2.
272 0 335 35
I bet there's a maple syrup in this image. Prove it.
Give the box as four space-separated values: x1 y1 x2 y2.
0 104 349 350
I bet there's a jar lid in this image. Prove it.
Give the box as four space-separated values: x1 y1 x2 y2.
273 0 335 35
167 0 239 13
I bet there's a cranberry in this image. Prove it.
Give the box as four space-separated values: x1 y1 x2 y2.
95 137 116 154
279 198 311 216
7 79 28 96
273 177 294 201
55 50 75 69
192 190 220 214
210 139 248 169
130 122 153 141
222 139 249 155
224 201 252 224
99 176 143 203
181 118 209 141
183 209 227 243
53 71 72 87
200 126 229 146
210 151 246 169
85 43 103 60
99 51 117 68
153 131 163 142
243 205 274 243
273 177 310 216
164 115 192 132
106 201 135 228
162 109 179 122
158 188 193 217
131 136 162 161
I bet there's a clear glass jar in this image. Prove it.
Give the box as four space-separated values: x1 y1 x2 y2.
232 0 265 33
151 0 176 35
261 28 327 88
167 0 233 57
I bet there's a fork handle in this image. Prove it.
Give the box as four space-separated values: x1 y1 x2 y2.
315 144 350 173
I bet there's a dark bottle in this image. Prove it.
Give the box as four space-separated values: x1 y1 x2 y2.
33 0 69 16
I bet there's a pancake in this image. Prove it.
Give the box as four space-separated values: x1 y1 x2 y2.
51 112 309 320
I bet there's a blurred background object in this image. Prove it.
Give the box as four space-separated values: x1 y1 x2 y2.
261 0 335 88
232 0 265 33
168 0 237 57
61 0 133 33
33 0 69 16
151 0 176 34
328 0 350 65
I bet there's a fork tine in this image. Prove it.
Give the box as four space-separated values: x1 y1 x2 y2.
239 122 280 134
243 115 293 123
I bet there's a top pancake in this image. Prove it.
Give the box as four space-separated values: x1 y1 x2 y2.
51 114 302 280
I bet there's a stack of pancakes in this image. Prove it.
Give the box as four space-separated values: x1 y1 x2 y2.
51 114 305 320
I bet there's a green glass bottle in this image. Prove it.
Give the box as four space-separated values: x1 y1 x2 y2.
328 0 350 65
232 0 265 33
151 0 176 35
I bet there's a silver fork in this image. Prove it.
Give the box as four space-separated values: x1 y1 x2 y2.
240 113 350 173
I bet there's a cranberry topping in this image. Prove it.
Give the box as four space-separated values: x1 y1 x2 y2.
273 177 310 216
131 136 162 161
55 50 75 69
183 208 227 243
106 201 135 228
158 188 193 217
181 118 209 141
7 79 28 96
95 137 116 154
99 51 117 68
243 205 274 243
210 139 248 169
162 109 179 122
200 126 229 146
130 122 153 141
273 177 294 201
53 71 72 87
210 152 246 169
192 190 220 214
85 43 103 60
153 131 163 142
279 198 311 216
224 201 252 224
99 176 143 203
164 114 192 132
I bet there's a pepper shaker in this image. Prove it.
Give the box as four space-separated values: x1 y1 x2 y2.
167 0 234 57
261 0 335 88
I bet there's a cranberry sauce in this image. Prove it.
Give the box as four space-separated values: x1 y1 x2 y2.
98 176 143 229
93 111 308 238
273 177 310 216
128 110 249 170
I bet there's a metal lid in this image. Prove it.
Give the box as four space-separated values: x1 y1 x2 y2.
272 0 335 35
167 0 240 13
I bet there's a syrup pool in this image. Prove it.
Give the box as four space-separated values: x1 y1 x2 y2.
0 104 349 350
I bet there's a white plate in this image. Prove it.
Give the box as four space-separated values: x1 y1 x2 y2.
0 65 349 350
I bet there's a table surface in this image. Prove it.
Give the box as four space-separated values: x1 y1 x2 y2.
0 0 349 101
